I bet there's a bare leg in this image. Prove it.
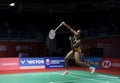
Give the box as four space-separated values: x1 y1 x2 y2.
62 50 73 75
74 51 96 73
74 52 89 68
64 50 74 69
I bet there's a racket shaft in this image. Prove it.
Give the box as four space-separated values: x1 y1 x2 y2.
54 23 63 31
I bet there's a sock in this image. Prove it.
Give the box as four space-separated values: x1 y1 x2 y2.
89 66 95 70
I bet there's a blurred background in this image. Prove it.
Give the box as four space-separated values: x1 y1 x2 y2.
0 0 120 58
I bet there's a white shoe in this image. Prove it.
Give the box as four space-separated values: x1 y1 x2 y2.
62 70 70 75
89 67 95 73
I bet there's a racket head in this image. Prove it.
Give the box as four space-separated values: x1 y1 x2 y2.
49 29 56 39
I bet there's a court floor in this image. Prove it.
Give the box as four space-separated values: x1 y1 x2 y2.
0 70 120 83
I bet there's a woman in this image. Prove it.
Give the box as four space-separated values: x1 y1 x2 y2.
61 22 95 75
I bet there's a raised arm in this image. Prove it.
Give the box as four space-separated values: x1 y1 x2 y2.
61 22 78 35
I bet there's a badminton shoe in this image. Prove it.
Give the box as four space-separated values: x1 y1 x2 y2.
89 67 96 73
62 70 70 75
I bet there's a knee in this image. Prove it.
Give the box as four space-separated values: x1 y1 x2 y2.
75 60 82 65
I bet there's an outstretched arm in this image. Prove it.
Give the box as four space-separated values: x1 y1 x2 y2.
61 22 78 35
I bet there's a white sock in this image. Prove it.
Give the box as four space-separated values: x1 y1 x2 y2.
89 66 95 70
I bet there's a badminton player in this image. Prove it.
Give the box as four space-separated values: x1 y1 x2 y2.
61 22 95 75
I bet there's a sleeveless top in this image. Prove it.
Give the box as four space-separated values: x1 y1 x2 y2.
72 36 81 53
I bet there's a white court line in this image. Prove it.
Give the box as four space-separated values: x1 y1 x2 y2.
97 74 118 79
52 79 89 83
72 72 119 79
71 71 119 80
54 72 109 83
